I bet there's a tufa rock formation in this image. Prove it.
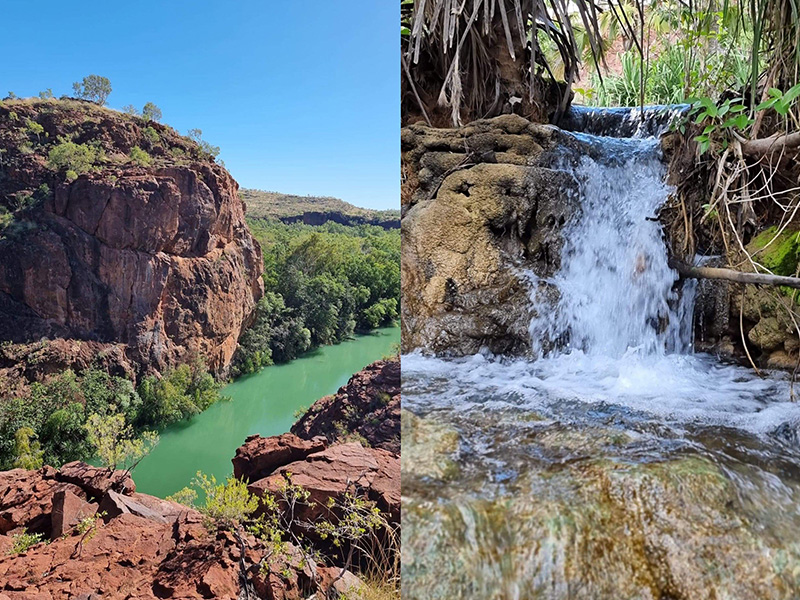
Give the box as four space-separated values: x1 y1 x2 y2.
0 99 263 381
401 114 579 355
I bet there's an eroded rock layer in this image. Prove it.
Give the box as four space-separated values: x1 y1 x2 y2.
0 100 263 378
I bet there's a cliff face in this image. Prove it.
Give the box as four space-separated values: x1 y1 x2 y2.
0 99 263 377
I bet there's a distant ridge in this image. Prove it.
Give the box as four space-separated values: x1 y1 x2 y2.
241 189 400 230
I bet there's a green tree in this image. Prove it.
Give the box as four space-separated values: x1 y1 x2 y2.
84 412 158 473
12 427 43 470
38 88 54 99
72 75 112 105
142 102 162 122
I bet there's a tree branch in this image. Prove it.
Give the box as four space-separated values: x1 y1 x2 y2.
740 132 800 158
670 259 800 290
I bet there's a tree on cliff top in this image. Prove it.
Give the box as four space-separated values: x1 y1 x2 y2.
72 75 112 105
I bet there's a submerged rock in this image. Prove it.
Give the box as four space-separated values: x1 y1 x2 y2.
402 407 800 600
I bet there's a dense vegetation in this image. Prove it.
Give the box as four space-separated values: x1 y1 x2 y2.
0 360 226 470
231 220 400 376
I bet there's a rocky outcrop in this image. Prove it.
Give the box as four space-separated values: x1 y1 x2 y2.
0 462 363 600
232 433 327 482
401 114 579 355
291 357 400 453
247 442 401 524
0 99 263 379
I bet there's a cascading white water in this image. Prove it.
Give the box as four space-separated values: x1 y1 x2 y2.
529 134 685 358
404 107 800 438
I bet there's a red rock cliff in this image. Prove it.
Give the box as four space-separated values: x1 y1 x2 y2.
0 99 263 376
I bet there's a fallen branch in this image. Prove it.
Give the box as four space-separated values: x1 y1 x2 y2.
740 132 800 158
670 259 800 290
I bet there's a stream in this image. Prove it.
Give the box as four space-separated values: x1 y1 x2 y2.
132 326 399 498
402 108 800 599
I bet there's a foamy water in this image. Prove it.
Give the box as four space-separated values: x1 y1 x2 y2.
407 109 800 441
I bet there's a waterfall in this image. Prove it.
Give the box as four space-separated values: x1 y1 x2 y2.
529 134 685 358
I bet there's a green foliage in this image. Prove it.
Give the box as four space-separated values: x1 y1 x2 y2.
186 128 220 159
9 531 44 554
47 138 98 176
122 104 139 116
142 126 160 147
13 427 43 469
72 75 112 105
142 102 162 122
166 486 199 506
129 146 152 167
25 118 44 142
85 412 158 472
193 472 259 527
0 361 218 470
233 221 399 373
137 361 228 428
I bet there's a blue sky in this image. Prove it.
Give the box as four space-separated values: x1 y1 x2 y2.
0 1 399 210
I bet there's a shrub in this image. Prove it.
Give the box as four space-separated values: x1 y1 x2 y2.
193 472 259 527
129 146 152 167
25 119 44 142
142 126 160 147
9 531 44 555
47 139 97 175
38 89 54 99
187 128 220 159
122 104 139 116
12 427 43 469
137 361 227 428
84 412 158 473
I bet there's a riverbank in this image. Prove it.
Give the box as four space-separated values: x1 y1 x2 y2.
133 326 399 497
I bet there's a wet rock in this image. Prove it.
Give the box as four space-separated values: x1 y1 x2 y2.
232 433 327 482
291 357 401 453
400 411 460 482
402 407 800 600
401 115 579 356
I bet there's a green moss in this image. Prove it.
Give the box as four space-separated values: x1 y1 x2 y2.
748 226 800 277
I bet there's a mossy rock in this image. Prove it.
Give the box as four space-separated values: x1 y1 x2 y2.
748 226 800 277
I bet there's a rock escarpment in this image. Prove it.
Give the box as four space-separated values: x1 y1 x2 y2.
0 99 263 379
291 356 400 453
401 114 579 356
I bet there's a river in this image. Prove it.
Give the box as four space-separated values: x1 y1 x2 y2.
132 326 399 498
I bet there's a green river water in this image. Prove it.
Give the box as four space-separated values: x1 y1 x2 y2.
132 326 399 498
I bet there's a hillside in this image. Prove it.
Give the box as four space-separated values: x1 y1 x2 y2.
0 97 264 383
241 188 400 229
